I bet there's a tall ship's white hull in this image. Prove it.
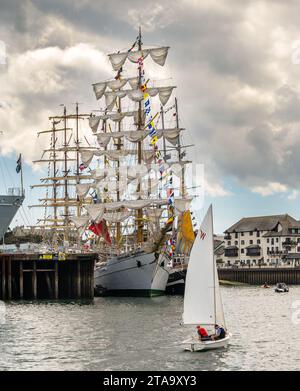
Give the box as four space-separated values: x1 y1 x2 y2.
94 251 169 297
0 194 24 240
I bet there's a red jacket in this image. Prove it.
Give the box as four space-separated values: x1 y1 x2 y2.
198 328 208 337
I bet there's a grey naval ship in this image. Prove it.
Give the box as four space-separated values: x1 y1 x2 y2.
0 189 24 240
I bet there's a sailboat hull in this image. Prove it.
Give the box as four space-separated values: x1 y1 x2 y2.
94 251 169 297
183 334 231 352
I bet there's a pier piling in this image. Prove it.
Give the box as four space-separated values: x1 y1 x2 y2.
0 253 97 301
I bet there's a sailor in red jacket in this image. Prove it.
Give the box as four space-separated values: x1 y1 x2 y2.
196 325 211 341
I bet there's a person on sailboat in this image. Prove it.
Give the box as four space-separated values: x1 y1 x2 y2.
196 326 211 341
211 324 226 340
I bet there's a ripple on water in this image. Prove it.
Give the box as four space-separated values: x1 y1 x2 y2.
0 286 299 370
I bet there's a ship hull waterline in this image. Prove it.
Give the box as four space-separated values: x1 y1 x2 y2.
94 251 169 297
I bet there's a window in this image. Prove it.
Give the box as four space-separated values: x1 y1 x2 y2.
241 249 244 253
267 247 269 253
235 240 238 245
241 240 245 245
235 233 238 239
227 241 231 246
241 232 244 236
257 239 260 244
276 238 279 243
271 238 274 245
256 231 260 237
297 238 300 243
250 231 253 236
267 238 269 243
250 240 253 244
276 247 278 252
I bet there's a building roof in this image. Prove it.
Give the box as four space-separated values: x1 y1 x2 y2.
225 214 300 235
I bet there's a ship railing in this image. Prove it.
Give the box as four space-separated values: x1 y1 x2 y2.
172 254 189 268
7 187 23 196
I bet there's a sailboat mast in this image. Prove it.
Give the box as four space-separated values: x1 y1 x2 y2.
137 26 143 243
211 207 217 326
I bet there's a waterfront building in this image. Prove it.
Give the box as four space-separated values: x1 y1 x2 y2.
223 214 300 267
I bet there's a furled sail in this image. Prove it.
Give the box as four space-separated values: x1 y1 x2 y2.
84 204 105 221
103 211 131 223
88 110 145 132
76 183 91 198
103 86 175 110
174 197 192 214
70 216 89 228
108 47 169 71
80 149 156 167
96 128 183 147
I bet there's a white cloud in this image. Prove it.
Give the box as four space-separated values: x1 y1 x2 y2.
288 189 299 200
204 179 233 197
251 182 288 197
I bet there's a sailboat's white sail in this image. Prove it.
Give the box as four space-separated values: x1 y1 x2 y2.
214 261 226 328
183 205 225 327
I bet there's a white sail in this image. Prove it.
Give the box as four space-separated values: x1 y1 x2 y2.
103 86 176 110
108 47 169 71
214 261 226 328
183 205 225 326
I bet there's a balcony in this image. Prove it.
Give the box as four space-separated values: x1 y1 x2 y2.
246 245 261 257
282 240 296 247
224 246 238 257
224 234 232 240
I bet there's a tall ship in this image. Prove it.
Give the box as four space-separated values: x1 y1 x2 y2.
86 28 194 296
30 29 194 297
0 154 25 242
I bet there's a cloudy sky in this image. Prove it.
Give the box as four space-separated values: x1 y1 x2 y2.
1 0 300 232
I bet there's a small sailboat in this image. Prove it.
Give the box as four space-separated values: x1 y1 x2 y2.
182 205 231 352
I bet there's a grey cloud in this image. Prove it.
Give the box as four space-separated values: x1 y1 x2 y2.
1 0 300 196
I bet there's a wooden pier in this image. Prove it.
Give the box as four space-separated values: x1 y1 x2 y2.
218 267 300 285
0 253 97 301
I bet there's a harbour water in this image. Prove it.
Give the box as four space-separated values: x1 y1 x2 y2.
0 286 299 371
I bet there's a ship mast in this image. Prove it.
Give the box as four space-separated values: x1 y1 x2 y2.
63 105 69 240
175 97 185 197
30 107 92 245
52 120 58 224
75 102 81 217
137 26 144 244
